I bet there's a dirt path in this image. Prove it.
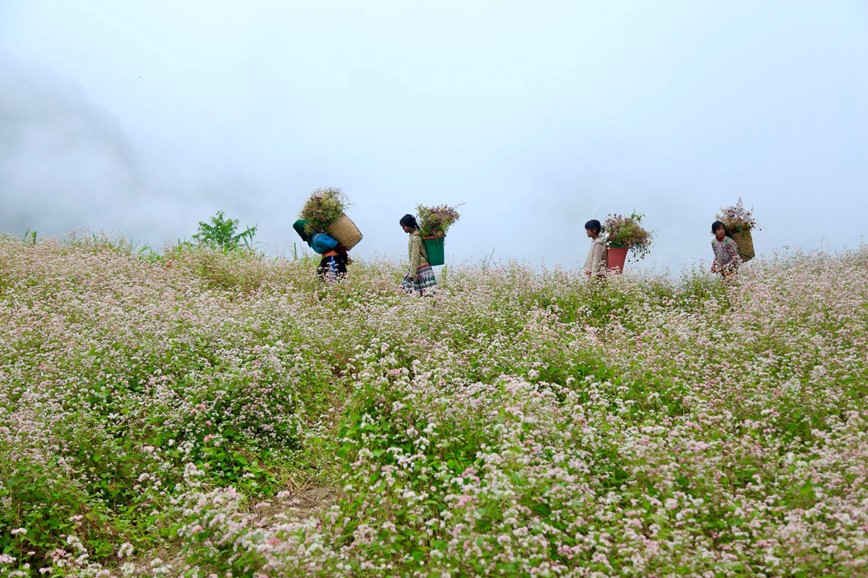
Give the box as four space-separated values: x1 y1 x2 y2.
258 485 339 525
126 485 339 575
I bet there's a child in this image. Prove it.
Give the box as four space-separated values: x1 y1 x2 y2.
399 214 437 295
710 220 741 276
583 219 608 278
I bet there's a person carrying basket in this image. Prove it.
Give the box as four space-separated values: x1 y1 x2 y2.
399 214 437 295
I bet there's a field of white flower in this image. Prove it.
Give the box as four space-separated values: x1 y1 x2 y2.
1 234 866 577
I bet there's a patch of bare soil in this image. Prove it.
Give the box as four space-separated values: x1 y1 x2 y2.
256 485 339 526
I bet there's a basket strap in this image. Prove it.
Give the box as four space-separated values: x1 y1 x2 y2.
420 235 430 265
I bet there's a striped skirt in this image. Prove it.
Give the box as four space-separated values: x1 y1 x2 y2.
402 264 437 294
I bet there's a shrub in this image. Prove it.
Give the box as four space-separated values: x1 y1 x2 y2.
192 210 258 252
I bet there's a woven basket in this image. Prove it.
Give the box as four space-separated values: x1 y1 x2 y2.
730 229 755 262
325 213 363 250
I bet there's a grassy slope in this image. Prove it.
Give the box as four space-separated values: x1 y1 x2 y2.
0 235 865 576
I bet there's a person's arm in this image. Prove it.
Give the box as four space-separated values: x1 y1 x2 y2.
335 244 353 265
408 235 422 278
711 240 720 272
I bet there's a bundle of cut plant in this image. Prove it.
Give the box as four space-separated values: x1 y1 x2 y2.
416 203 461 266
602 212 653 272
300 187 363 249
717 198 758 262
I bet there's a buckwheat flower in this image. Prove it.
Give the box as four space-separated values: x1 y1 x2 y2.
117 542 134 559
456 495 473 507
10 528 26 536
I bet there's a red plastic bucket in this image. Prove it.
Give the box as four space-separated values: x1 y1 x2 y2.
607 246 627 273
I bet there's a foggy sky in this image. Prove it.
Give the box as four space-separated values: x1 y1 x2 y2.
2 0 866 274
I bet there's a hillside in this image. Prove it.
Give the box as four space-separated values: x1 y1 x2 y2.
1 235 866 576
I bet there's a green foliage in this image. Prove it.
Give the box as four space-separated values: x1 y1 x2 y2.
300 187 348 234
0 451 124 573
192 210 258 252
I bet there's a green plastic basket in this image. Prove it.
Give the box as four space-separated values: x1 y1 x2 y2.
422 236 445 266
